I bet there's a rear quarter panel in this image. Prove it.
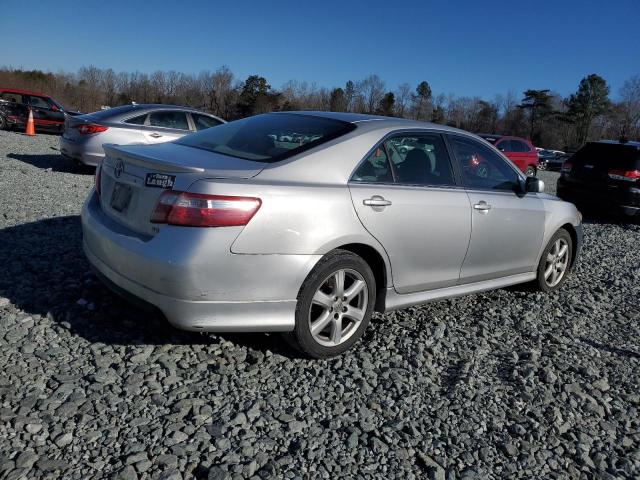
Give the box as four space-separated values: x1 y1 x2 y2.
186 178 393 285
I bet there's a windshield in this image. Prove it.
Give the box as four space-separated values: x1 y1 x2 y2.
176 113 356 163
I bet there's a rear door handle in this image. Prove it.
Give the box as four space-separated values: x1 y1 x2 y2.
363 196 392 207
473 201 491 212
149 132 162 138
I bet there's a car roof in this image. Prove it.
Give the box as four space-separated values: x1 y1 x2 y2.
277 111 473 135
0 87 48 97
597 139 640 147
477 133 531 142
82 104 223 121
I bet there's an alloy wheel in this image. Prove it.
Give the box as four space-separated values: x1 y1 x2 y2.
544 238 569 287
308 268 368 347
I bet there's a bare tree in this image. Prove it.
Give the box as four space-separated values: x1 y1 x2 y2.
395 83 412 118
357 75 385 114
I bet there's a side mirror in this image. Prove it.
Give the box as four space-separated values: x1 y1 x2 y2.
525 176 545 193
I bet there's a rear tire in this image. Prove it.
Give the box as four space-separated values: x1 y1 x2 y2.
0 115 6 130
534 228 573 292
285 249 376 358
524 166 536 177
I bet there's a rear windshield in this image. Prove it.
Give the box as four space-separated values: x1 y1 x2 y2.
479 135 499 144
85 105 139 120
176 113 356 163
572 142 640 169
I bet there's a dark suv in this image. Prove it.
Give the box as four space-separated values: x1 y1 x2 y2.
0 88 78 133
557 140 640 218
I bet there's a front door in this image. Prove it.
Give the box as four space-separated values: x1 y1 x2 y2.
349 132 472 294
448 134 545 283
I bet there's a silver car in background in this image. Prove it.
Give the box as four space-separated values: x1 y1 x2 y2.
81 112 583 358
60 104 225 167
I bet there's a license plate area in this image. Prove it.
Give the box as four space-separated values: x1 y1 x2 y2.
110 182 132 212
145 173 176 189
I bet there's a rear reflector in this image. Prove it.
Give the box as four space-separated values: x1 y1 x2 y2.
95 163 102 196
151 191 261 227
608 169 640 181
75 123 108 135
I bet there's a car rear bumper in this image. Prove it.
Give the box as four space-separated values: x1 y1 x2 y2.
557 177 640 216
60 136 104 166
81 191 320 332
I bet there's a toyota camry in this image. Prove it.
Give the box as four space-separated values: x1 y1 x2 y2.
81 112 582 358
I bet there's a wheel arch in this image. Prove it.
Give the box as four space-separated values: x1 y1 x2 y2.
332 242 390 312
560 222 579 269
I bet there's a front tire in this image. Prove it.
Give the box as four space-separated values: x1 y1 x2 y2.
534 228 573 292
0 115 6 130
287 249 376 358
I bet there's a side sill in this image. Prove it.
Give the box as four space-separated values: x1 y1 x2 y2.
384 272 536 311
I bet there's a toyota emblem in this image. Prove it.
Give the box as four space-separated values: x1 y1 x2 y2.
114 159 124 178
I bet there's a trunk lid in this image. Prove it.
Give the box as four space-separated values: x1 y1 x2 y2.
63 114 94 141
99 143 266 236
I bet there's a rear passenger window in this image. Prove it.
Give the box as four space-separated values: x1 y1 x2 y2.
124 114 147 125
351 146 393 183
511 140 529 152
0 92 23 103
385 133 455 186
149 111 189 130
193 114 222 131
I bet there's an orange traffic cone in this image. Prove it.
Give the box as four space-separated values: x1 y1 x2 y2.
25 108 36 136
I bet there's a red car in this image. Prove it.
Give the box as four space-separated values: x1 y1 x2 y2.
478 134 539 176
0 88 79 134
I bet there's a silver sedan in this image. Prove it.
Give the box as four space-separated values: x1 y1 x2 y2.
81 112 582 358
60 104 224 167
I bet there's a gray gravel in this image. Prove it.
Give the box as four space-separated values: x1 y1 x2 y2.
0 129 639 479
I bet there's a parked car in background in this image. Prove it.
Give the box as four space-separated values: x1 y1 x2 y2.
478 134 539 176
557 140 640 218
537 149 556 170
0 88 80 133
544 152 573 171
60 104 225 167
82 112 582 358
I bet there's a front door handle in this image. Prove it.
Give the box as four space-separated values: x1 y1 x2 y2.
473 201 492 212
149 132 163 138
363 196 392 207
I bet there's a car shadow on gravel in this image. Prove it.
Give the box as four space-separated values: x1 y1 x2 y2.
6 152 94 174
0 215 298 357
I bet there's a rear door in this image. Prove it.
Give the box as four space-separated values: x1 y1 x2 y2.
448 134 545 283
143 110 192 144
510 139 536 172
349 131 472 293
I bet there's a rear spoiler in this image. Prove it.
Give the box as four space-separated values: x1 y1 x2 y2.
103 144 205 173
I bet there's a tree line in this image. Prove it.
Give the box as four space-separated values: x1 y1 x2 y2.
1 65 639 150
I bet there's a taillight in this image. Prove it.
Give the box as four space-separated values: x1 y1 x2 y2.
608 169 640 182
561 161 573 174
95 163 102 196
75 123 108 135
151 191 261 227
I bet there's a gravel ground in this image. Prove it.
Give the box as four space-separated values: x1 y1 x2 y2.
0 129 638 480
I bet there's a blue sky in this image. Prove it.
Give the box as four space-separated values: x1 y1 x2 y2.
2 0 639 99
